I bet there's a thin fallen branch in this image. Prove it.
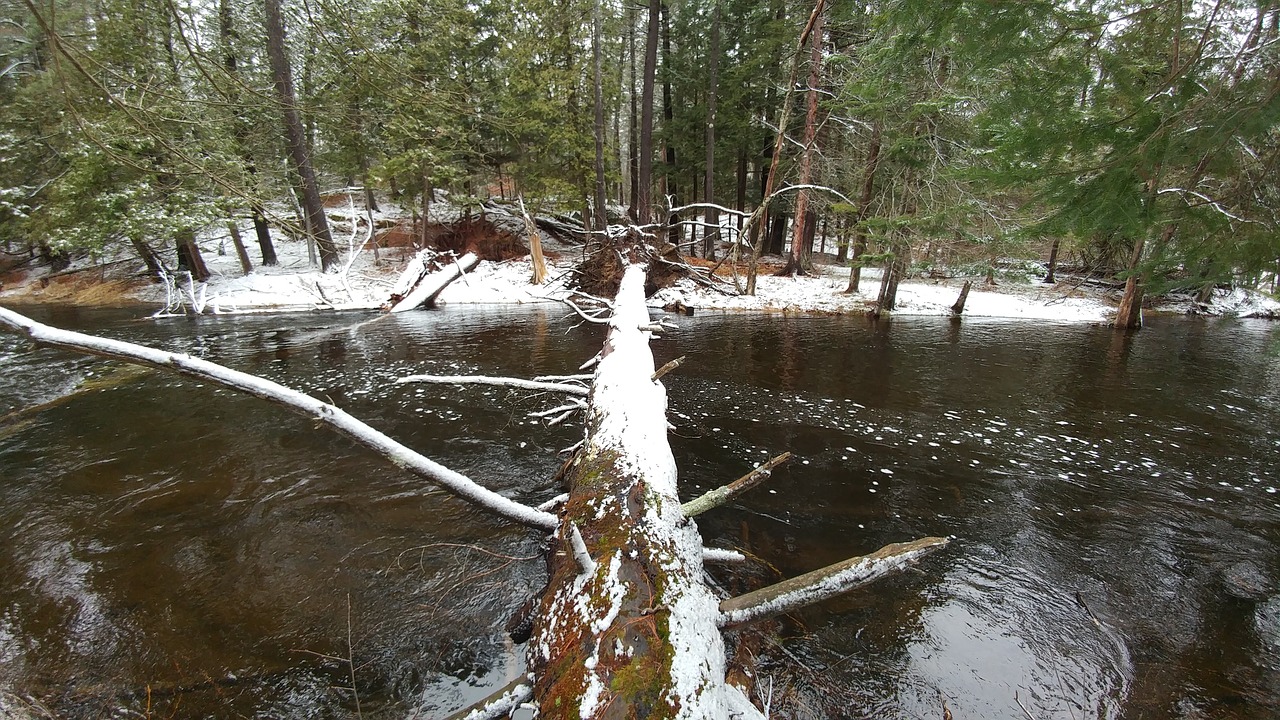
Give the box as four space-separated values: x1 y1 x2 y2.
396 374 589 397
718 536 951 627
682 452 792 517
0 306 558 531
651 355 686 381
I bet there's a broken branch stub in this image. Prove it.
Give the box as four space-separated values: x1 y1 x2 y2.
682 452 792 518
718 536 951 628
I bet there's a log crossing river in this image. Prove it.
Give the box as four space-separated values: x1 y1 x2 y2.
0 305 1277 719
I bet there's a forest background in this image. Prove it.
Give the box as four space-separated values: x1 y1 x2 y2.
0 0 1277 327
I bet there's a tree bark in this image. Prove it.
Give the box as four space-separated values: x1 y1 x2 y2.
661 2 679 248
1044 238 1060 283
779 5 823 277
702 2 721 261
627 5 639 221
591 0 609 232
637 0 660 225
263 0 339 272
227 220 253 275
176 230 210 282
844 123 881 294
950 280 971 317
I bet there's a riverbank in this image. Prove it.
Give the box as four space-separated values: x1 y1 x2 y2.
3 214 1277 322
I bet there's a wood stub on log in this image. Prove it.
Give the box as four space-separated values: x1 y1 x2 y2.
718 536 951 628
682 452 791 518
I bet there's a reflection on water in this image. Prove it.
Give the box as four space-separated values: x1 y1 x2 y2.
0 306 1278 719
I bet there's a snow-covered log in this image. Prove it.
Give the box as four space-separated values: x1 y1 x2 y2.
527 262 759 718
388 251 479 312
0 306 557 531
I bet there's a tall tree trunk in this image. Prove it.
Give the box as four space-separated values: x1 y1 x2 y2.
661 2 678 247
779 5 823 277
129 236 165 280
176 230 210 282
637 0 659 225
591 0 608 232
844 123 882 294
1114 236 1146 330
251 210 278 266
263 0 339 271
735 146 747 235
702 1 721 260
628 5 639 221
221 0 278 266
745 0 826 295
227 220 253 275
1044 238 1060 283
420 166 432 249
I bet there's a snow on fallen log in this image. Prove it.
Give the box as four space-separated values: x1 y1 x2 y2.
527 262 753 718
717 536 951 628
0 305 557 531
388 251 479 312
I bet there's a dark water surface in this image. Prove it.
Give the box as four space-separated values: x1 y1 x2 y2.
1 305 1277 719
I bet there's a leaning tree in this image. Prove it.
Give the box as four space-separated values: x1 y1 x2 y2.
0 235 948 718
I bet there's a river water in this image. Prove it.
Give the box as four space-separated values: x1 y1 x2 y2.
0 305 1277 719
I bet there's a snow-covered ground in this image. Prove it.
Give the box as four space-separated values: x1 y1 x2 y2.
3 196 1279 322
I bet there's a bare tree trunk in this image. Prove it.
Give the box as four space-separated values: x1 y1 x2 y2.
227 220 253 275
628 5 639 221
745 0 825 295
220 0 278 267
637 0 659 225
702 1 720 261
264 0 339 271
779 5 823 277
661 2 678 247
129 236 165 280
176 230 210 282
844 123 882 294
1044 238 1060 283
592 0 608 232
420 165 432 249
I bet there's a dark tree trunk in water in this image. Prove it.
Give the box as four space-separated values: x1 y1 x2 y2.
950 280 971 318
1044 238 1060 283
1114 235 1147 330
877 251 904 313
264 0 339 271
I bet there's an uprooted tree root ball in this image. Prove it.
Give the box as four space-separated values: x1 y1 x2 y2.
573 237 687 299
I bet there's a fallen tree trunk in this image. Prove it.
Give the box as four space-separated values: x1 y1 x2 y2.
387 251 479 312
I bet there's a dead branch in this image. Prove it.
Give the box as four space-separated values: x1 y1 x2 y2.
389 252 479 312
682 452 792 517
395 374 589 396
718 536 951 627
651 355 686 381
441 677 533 720
0 306 558 530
